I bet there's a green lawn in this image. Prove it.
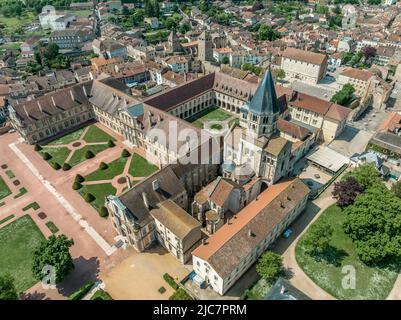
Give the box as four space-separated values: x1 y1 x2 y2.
91 289 113 300
296 205 400 300
82 125 115 143
41 147 71 165
241 278 272 300
0 42 22 50
0 176 12 200
68 144 109 167
188 108 232 129
0 12 36 35
85 157 128 182
79 183 116 211
45 221 59 234
47 128 85 145
128 154 158 178
73 10 92 17
0 215 45 292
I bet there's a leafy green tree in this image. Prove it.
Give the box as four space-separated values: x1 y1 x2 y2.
42 43 59 60
273 68 286 82
343 183 401 264
343 164 381 190
222 56 230 65
0 273 18 300
257 24 281 41
256 251 283 284
303 220 334 254
32 235 74 283
330 83 355 107
392 180 401 199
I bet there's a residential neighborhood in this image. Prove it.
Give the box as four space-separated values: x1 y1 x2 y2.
0 0 401 304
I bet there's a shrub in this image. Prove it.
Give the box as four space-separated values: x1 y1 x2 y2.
99 206 109 217
99 162 108 170
34 144 42 151
42 152 52 161
75 174 85 183
85 150 95 159
84 193 95 203
72 182 82 190
52 162 61 170
107 140 115 147
68 282 95 300
158 286 166 294
121 149 131 157
163 273 179 290
62 163 71 171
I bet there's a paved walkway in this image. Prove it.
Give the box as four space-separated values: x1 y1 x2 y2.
10 139 117 256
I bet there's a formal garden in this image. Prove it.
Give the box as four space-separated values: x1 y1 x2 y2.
35 125 117 170
73 149 159 217
295 164 401 300
187 108 238 131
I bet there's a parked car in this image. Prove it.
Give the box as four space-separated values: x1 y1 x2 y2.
283 228 292 238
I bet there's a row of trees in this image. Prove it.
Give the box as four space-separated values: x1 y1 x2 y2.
1 234 74 300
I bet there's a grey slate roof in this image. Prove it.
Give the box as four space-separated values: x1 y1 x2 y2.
265 277 311 300
247 71 279 116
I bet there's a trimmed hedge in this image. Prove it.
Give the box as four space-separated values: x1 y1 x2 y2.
34 144 42 151
163 273 179 290
72 182 82 190
121 149 131 158
85 150 95 159
84 193 95 203
107 140 115 148
169 288 192 300
99 162 108 170
52 162 61 170
43 152 51 160
62 163 72 171
68 282 95 300
75 174 85 183
99 206 109 218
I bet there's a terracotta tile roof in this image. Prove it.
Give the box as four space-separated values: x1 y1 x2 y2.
282 47 327 65
192 178 310 278
288 91 332 115
325 104 351 123
378 112 401 133
277 118 310 140
209 177 242 207
340 68 374 81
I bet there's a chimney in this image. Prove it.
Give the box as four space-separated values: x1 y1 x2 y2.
23 105 29 118
82 85 87 97
152 179 160 191
70 90 75 101
126 175 132 189
51 96 56 107
201 238 207 245
37 101 43 113
142 192 149 209
248 229 255 237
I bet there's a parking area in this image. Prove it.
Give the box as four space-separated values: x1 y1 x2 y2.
292 158 332 190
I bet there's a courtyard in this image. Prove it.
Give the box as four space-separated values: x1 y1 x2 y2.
76 152 159 213
37 124 116 169
187 108 239 131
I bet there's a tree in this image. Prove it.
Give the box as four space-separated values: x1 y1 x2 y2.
52 162 61 170
273 68 286 82
343 183 401 264
0 273 18 300
343 164 381 190
303 220 334 254
361 46 376 60
256 251 283 284
332 177 363 207
32 235 74 284
42 43 59 60
178 22 191 34
34 144 42 151
392 180 401 199
85 150 95 159
330 83 355 107
257 24 281 41
222 56 230 65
